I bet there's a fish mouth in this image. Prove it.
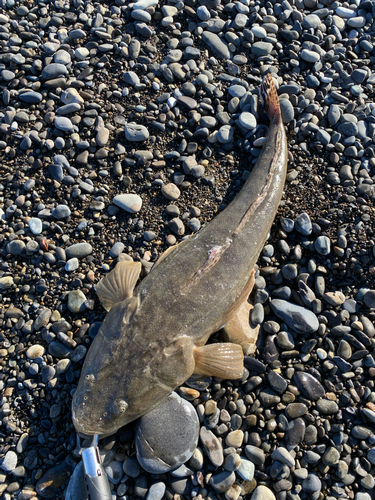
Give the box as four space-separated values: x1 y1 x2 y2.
72 403 121 438
71 404 104 436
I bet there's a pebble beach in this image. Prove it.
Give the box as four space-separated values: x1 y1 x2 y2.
1 0 375 498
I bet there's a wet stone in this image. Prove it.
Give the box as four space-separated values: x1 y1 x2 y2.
316 399 339 414
286 403 308 418
293 372 325 401
286 418 305 450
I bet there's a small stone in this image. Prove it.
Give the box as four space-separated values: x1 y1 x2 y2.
323 446 340 466
123 71 140 86
168 218 185 236
210 471 235 493
202 32 231 60
238 112 257 130
65 258 79 272
225 430 244 448
302 473 321 493
245 446 265 465
1 451 18 472
237 459 255 481
52 205 71 219
105 461 124 484
113 194 143 213
316 399 339 414
28 218 43 235
270 299 319 334
19 91 43 104
315 236 331 255
125 123 149 141
0 277 13 289
36 460 73 498
68 290 87 313
54 116 74 132
161 183 181 201
66 243 93 259
146 482 166 500
293 371 325 401
41 63 68 80
110 242 125 258
301 49 320 63
295 213 312 235
271 447 295 467
251 42 272 57
364 290 375 309
7 240 26 255
200 426 224 467
250 486 276 500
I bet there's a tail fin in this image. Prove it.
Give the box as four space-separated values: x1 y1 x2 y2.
259 74 282 122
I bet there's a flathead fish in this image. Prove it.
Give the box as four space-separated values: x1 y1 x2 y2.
72 74 288 437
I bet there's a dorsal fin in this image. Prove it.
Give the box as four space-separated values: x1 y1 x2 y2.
96 261 142 311
152 244 179 269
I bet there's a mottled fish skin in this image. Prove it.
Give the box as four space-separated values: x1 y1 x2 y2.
72 75 288 437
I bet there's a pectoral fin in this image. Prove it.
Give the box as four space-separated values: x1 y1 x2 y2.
222 301 260 356
96 261 142 311
193 343 244 379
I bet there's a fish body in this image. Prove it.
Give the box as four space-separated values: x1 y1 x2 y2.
72 75 288 437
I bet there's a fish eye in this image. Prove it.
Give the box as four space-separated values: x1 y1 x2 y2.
103 412 108 417
84 374 96 388
113 398 128 415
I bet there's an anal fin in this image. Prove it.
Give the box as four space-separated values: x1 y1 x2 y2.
96 261 142 311
222 301 260 356
193 343 244 380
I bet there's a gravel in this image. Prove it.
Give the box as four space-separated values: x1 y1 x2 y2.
1 0 375 498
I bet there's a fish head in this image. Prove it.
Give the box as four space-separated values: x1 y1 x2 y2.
71 298 147 436
72 297 194 437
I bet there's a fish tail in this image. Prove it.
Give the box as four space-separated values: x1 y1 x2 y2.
259 73 282 122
